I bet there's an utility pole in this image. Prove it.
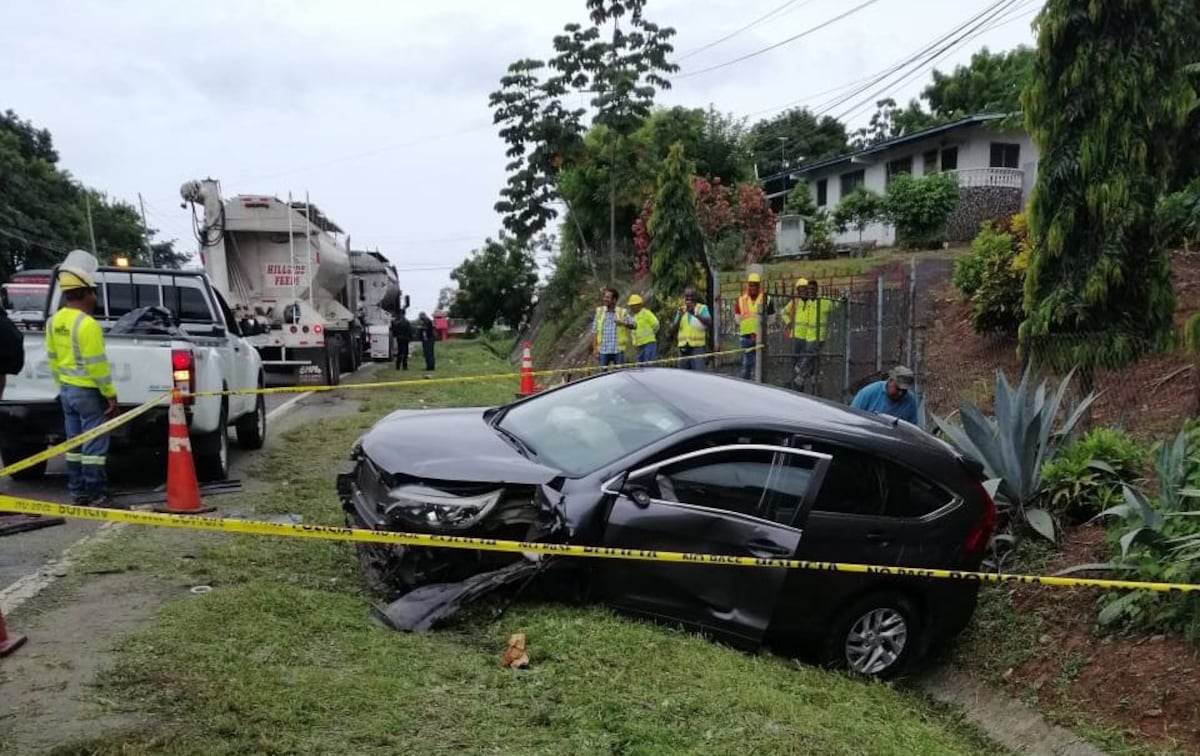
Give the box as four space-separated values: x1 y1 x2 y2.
84 192 98 257
778 136 787 170
138 192 154 267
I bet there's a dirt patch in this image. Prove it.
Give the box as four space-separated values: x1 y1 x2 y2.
977 525 1200 752
0 572 180 754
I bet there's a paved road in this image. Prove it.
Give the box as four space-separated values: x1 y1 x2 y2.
0 391 300 593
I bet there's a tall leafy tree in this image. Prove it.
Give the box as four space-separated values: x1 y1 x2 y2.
1020 0 1196 376
449 235 539 331
489 0 677 282
923 46 1036 119
647 142 703 297
747 107 848 177
850 98 938 149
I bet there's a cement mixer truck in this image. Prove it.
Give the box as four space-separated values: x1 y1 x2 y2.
180 178 360 385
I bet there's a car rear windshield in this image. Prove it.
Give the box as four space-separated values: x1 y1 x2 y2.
496 372 689 476
4 286 46 312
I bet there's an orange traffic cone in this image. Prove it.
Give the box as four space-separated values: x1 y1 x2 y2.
517 343 536 397
155 390 215 515
0 605 26 657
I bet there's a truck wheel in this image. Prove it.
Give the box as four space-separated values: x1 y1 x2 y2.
235 392 267 451
1 444 48 481
195 398 230 482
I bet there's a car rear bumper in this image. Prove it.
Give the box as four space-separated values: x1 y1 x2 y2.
0 400 175 451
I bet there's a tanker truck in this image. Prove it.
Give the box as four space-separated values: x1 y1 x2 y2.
348 249 408 362
180 178 357 385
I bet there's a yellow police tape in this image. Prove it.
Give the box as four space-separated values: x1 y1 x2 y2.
0 391 171 479
191 343 765 398
1 493 1196 594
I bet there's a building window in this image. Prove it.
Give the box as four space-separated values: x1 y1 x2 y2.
923 149 939 174
941 146 958 171
886 156 913 186
839 169 865 197
989 143 1021 169
816 179 828 207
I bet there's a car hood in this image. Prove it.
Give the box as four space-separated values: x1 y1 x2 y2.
360 407 561 485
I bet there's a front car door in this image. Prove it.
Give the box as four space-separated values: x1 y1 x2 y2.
593 444 830 648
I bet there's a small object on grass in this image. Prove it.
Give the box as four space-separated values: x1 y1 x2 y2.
190 585 213 595
501 632 529 669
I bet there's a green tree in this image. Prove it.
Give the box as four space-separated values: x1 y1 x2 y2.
449 235 539 331
489 0 677 283
850 98 938 149
436 286 458 311
923 46 1036 119
747 107 848 177
648 143 703 297
882 173 959 248
1020 0 1195 375
832 188 884 248
783 181 818 219
633 106 750 186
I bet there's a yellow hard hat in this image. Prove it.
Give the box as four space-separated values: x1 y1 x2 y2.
627 294 644 306
58 266 96 292
747 273 762 283
794 277 809 290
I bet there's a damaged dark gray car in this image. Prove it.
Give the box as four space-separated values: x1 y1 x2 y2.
337 368 995 677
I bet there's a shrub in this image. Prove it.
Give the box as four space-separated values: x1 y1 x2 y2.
1040 427 1147 522
832 188 884 248
805 210 836 259
1095 424 1200 638
1156 177 1200 250
882 173 960 248
784 180 818 220
953 217 1028 333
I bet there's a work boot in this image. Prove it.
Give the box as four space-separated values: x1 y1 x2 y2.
88 493 128 510
72 495 90 507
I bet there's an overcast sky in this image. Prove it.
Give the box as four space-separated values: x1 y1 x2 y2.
0 0 1038 314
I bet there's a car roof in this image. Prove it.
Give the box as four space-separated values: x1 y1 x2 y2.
621 368 951 456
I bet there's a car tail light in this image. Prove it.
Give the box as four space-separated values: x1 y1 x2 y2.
171 348 195 405
962 460 995 554
313 324 323 334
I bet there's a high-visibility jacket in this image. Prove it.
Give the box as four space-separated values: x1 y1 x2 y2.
782 297 835 342
735 293 765 336
46 307 116 398
594 306 631 352
677 305 709 347
632 309 659 346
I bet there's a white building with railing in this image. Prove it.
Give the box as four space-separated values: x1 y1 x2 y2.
766 114 1040 251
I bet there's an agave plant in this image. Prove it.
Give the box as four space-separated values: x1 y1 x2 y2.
932 366 1096 542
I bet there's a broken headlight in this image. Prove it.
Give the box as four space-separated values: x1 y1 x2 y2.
383 484 503 531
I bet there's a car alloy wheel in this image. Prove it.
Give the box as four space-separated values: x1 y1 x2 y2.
844 607 908 676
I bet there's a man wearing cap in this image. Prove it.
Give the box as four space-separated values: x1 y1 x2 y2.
627 294 659 364
852 366 920 425
593 287 634 368
781 278 834 391
733 273 774 380
48 261 119 507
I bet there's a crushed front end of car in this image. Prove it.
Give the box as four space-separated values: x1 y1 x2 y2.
337 440 574 625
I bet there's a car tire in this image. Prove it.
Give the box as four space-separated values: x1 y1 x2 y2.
1 444 47 481
195 398 230 483
824 592 920 679
235 391 267 451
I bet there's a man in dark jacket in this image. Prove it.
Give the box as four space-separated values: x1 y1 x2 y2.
0 306 24 400
391 314 413 370
418 312 436 371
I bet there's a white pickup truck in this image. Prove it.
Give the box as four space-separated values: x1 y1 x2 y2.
0 265 267 482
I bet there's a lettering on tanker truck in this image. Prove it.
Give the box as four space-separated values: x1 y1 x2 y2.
264 263 309 287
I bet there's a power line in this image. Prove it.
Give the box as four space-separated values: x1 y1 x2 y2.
675 0 812 62
673 0 888 80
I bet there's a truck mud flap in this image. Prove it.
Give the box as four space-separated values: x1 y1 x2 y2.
371 559 555 633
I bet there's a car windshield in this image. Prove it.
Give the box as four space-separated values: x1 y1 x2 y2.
496 372 690 476
5 287 46 312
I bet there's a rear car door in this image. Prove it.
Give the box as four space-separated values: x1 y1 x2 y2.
774 441 965 636
594 444 830 648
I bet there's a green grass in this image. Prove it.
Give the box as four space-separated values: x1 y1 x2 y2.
50 341 1000 755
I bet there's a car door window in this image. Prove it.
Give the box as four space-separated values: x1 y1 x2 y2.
800 441 955 519
630 446 823 527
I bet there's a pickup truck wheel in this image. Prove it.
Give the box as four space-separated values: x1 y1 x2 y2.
235 392 267 451
1 444 48 481
195 399 230 482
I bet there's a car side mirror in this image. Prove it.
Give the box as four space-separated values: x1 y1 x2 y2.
625 484 651 509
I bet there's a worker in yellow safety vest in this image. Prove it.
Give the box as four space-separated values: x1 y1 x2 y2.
627 294 659 364
672 286 712 370
733 272 775 380
593 286 634 368
47 260 120 508
780 278 836 391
